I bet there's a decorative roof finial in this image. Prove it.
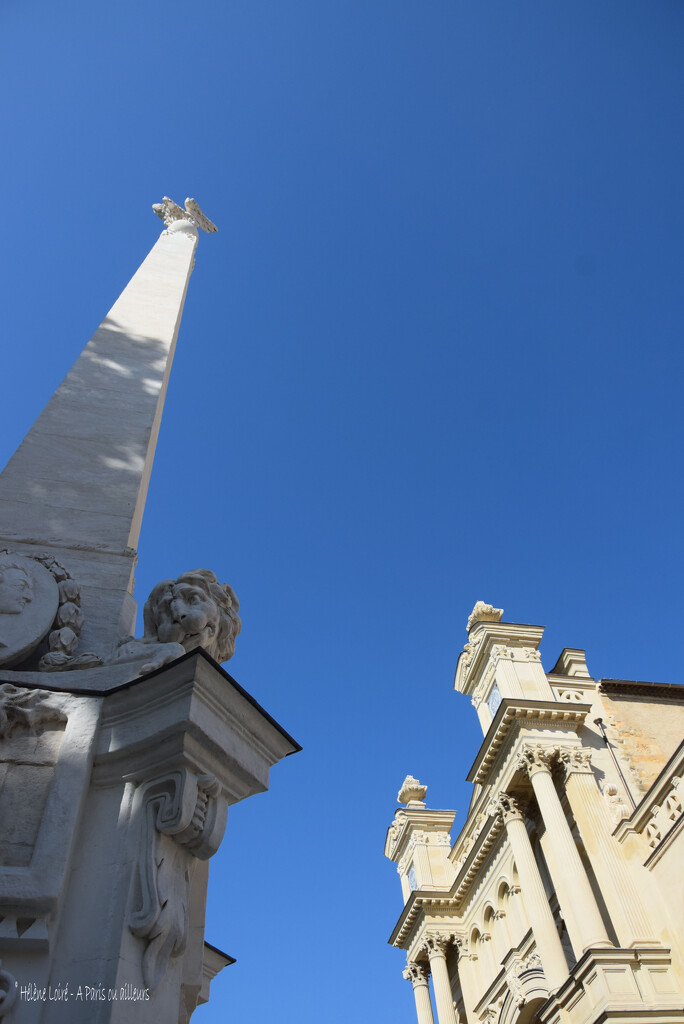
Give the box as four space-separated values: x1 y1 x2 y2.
466 601 503 633
397 775 427 806
152 196 218 233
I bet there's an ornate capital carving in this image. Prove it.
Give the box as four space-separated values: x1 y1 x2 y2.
517 744 556 777
453 936 473 961
403 961 430 988
424 933 450 960
558 746 593 778
130 769 227 993
488 791 523 824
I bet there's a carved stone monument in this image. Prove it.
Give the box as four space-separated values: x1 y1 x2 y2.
0 199 299 1023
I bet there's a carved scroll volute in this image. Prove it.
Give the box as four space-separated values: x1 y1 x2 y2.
130 770 227 994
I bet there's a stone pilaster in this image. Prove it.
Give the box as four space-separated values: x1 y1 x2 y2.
517 745 611 956
488 792 568 991
403 961 436 1024
558 748 655 946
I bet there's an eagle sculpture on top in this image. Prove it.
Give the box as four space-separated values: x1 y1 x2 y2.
152 196 218 233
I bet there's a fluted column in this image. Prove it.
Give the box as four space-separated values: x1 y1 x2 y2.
517 745 612 955
425 934 458 1024
489 793 568 991
559 748 654 945
403 962 436 1024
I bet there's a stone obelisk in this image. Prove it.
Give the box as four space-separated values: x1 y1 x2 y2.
0 200 299 1024
0 212 200 658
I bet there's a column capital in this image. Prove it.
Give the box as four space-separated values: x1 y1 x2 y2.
558 746 593 779
517 743 556 778
404 961 430 988
488 791 524 824
453 936 474 961
424 932 451 960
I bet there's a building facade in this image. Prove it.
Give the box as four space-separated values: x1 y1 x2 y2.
385 601 684 1024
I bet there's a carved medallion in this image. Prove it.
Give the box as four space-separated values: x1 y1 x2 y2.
0 553 59 667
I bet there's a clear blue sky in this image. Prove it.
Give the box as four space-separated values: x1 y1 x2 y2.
2 1 683 1020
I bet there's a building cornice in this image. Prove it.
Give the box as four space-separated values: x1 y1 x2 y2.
466 699 591 786
598 678 684 702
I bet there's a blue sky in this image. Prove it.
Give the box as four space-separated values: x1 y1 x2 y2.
2 1 684 1021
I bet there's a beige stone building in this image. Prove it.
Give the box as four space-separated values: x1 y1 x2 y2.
385 601 684 1024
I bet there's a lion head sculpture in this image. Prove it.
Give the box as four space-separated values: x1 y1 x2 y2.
142 569 241 663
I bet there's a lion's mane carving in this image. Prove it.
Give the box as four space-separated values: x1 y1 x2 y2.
143 569 241 664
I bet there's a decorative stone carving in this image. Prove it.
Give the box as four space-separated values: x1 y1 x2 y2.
130 769 227 993
558 747 593 778
424 932 450 958
0 552 59 667
488 791 523 823
461 631 484 668
114 569 241 674
516 744 556 777
557 688 585 702
403 961 430 987
505 963 526 1007
601 783 631 825
483 997 504 1022
0 961 18 1019
0 684 66 739
398 775 428 806
466 601 503 633
37 557 102 670
152 196 217 233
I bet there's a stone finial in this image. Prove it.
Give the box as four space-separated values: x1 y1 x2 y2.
152 196 218 233
466 601 504 633
398 775 428 806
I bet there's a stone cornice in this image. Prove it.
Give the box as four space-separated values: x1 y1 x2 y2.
388 892 460 949
466 699 591 786
92 652 300 797
598 678 684 702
